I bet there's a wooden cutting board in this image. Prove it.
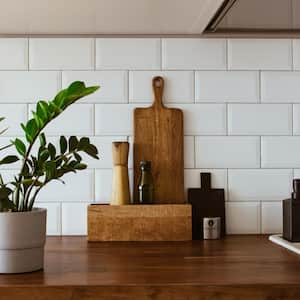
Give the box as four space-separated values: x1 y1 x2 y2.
133 76 185 204
188 173 226 240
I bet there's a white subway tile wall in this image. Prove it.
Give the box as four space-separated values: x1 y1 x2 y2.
0 37 298 235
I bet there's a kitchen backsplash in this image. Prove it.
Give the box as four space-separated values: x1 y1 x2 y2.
0 37 298 235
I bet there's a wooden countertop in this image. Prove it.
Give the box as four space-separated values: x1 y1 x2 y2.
1 235 300 299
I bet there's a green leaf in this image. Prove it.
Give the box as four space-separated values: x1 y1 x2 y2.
60 136 67 154
84 144 99 160
74 153 82 162
13 138 26 157
0 186 12 199
0 127 7 135
53 89 67 108
36 101 49 121
48 102 61 115
69 136 78 152
45 161 56 181
48 143 56 160
39 133 46 147
74 162 87 170
32 111 43 128
0 155 19 165
39 149 50 162
25 119 38 142
0 198 15 212
78 137 90 150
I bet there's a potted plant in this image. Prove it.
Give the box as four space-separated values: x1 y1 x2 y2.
0 81 99 273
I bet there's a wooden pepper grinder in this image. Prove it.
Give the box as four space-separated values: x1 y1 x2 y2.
111 142 131 205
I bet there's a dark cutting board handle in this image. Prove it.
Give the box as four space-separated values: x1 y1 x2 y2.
201 173 211 190
152 76 165 109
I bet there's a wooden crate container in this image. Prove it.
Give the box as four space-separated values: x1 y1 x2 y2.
87 204 192 241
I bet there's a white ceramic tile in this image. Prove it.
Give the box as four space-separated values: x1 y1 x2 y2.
292 105 300 134
0 38 28 70
0 71 60 103
0 169 16 182
184 136 195 169
294 169 300 179
62 71 128 103
29 38 94 70
36 170 94 202
228 39 292 70
129 71 194 103
96 38 160 70
61 202 89 235
0 104 27 136
226 202 261 234
95 104 145 135
82 136 127 169
0 137 22 169
29 104 94 136
95 169 113 204
228 104 292 135
261 202 283 234
195 137 260 168
228 169 292 201
293 40 300 70
261 72 300 103
184 169 227 200
35 202 61 236
261 137 300 168
95 169 133 204
195 71 259 103
170 104 226 135
162 38 227 70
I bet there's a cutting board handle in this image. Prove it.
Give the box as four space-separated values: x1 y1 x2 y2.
152 76 164 109
201 173 211 190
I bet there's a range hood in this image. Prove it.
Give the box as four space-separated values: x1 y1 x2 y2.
204 0 300 36
0 0 295 36
0 0 224 35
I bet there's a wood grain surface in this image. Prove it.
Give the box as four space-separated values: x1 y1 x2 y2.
0 236 300 299
87 204 192 241
133 76 185 204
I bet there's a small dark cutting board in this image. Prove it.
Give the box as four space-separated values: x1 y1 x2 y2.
188 173 226 240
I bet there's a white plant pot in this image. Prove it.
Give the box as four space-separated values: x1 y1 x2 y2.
0 208 46 273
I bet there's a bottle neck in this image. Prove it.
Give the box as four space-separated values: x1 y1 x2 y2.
140 169 153 183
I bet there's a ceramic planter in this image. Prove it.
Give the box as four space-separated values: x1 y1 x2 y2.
0 208 46 273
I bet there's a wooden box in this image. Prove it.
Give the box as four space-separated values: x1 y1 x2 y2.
87 204 192 241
